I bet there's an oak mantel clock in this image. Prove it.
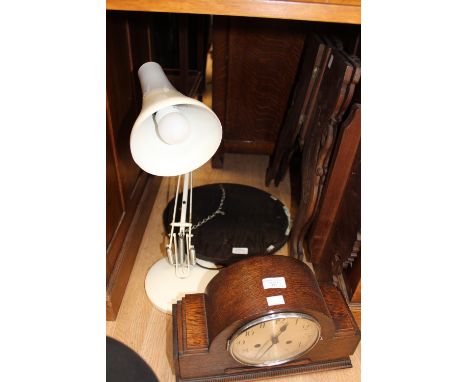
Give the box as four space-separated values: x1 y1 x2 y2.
173 255 360 381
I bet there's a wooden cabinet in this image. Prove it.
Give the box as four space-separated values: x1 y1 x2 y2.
106 11 161 320
105 3 361 318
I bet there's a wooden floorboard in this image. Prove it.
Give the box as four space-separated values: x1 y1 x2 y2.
106 153 360 382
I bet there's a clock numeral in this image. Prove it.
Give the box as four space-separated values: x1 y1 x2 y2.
259 323 266 329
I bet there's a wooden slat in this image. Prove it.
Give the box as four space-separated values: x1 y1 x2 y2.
309 105 361 267
106 0 361 25
106 175 162 320
211 16 229 168
106 99 125 248
182 294 209 351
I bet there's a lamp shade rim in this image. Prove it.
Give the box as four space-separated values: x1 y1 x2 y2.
130 102 222 176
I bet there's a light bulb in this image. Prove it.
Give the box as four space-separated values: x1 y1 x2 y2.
154 106 191 145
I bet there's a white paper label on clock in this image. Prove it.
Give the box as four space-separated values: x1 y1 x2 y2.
262 277 286 289
232 247 248 254
266 295 285 306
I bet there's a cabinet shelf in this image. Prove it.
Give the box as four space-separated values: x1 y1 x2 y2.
106 0 361 24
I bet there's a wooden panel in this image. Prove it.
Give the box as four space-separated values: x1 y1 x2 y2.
350 305 360 329
182 294 209 351
127 12 154 112
106 175 162 320
314 142 360 283
309 104 361 268
211 16 229 167
106 10 161 319
106 11 142 205
289 39 356 261
127 12 154 72
212 16 305 162
106 11 151 285
150 13 180 69
266 29 360 187
193 15 210 83
212 16 228 128
319 283 359 335
106 0 361 25
107 172 149 285
344 254 361 303
106 105 124 247
266 33 330 186
225 18 305 144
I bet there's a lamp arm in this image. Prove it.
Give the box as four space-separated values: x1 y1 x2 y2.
179 173 190 231
166 172 195 278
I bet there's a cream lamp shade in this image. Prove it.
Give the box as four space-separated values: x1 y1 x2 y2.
130 62 222 176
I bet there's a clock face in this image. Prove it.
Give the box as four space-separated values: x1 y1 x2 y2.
228 312 321 367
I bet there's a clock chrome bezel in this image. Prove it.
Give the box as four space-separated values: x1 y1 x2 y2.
228 312 321 367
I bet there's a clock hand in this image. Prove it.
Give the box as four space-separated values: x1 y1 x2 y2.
257 341 275 359
274 322 289 340
255 323 289 360
255 337 273 358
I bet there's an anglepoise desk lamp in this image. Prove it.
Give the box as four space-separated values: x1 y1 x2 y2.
130 62 222 313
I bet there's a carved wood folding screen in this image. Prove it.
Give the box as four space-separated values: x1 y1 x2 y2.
266 33 330 187
310 105 361 304
309 105 361 274
267 34 361 295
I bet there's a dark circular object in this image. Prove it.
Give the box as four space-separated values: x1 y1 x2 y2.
106 337 159 382
163 183 290 265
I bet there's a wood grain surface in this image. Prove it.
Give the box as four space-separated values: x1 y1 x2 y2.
106 0 361 25
289 41 355 261
212 16 306 162
266 33 330 187
106 11 158 319
173 255 359 381
204 255 335 344
309 105 361 279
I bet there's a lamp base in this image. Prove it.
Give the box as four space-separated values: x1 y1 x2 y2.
144 257 219 314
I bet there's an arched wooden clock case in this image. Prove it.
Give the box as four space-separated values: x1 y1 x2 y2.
172 255 360 381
